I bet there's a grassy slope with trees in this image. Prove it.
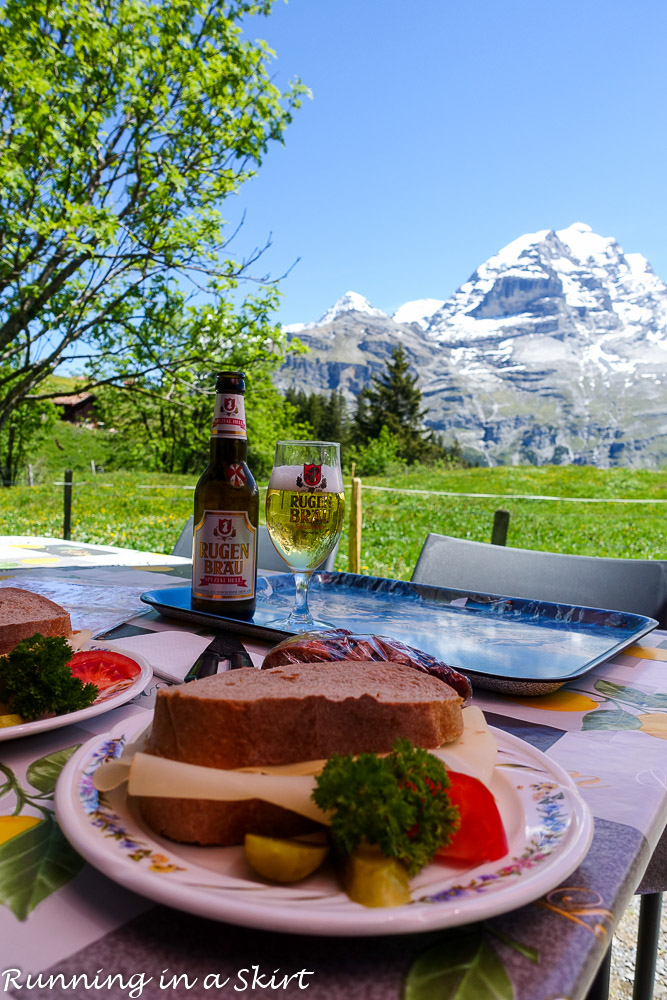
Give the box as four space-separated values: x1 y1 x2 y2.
3 347 665 576
3 419 665 578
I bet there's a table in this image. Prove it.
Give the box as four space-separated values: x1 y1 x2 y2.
0 535 192 571
1 564 666 1000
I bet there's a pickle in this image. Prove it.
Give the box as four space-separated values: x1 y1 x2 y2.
343 843 411 908
244 833 329 882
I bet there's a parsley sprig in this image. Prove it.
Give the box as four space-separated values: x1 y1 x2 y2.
312 739 460 876
0 634 98 720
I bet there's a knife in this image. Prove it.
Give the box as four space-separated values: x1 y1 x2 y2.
184 632 254 682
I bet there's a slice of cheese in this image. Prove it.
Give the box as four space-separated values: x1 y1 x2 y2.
94 760 133 792
127 753 329 826
68 629 93 651
429 705 497 786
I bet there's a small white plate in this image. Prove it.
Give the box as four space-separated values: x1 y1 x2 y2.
55 718 593 936
0 646 152 742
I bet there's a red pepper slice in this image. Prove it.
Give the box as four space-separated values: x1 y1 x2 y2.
67 650 141 691
435 770 508 864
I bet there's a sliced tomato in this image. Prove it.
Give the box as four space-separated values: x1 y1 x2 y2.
67 650 141 691
435 770 508 865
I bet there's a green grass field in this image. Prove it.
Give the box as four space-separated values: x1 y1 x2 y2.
2 433 665 578
348 465 667 578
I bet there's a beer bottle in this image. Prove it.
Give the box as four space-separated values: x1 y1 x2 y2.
191 371 259 618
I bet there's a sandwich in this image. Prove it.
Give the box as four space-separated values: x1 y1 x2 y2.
0 588 73 655
134 660 468 846
0 588 99 725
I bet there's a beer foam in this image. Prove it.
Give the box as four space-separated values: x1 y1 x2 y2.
269 464 344 493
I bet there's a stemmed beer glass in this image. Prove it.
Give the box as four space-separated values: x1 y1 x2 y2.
265 440 345 631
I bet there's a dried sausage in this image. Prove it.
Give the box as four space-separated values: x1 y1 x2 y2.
262 629 471 703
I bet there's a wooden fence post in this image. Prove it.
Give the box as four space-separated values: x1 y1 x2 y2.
491 508 510 546
63 469 73 540
348 477 362 573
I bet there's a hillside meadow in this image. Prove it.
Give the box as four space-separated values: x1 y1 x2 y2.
1 425 665 579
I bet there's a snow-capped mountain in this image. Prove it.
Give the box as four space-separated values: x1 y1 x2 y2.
284 291 388 333
276 223 667 467
392 298 445 329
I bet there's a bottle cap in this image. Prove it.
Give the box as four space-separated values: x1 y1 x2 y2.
216 371 245 392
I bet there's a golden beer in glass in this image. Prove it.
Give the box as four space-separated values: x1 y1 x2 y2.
265 441 344 630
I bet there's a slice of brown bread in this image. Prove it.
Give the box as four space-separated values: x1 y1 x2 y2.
137 796 321 847
0 588 72 655
135 660 463 845
147 660 463 769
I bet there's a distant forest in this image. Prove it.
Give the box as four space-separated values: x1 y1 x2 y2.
284 346 464 474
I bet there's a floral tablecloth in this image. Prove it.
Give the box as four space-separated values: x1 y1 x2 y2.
0 564 665 1000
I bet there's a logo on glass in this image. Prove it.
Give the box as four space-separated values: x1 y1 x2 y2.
297 464 327 490
304 463 321 486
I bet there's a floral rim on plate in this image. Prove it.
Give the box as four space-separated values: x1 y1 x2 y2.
71 726 587 914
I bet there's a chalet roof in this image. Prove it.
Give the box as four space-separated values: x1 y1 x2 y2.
52 392 95 405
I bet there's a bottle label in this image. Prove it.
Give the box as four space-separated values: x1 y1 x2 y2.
192 510 256 600
211 392 246 439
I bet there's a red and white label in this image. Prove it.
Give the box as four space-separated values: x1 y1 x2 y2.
192 510 256 600
211 392 246 439
226 463 246 488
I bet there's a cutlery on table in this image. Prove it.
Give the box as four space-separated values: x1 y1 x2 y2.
184 633 254 682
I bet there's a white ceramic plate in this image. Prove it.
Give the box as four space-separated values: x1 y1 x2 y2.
0 645 152 742
55 717 593 936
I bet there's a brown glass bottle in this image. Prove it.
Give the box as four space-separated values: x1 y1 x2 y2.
191 371 259 618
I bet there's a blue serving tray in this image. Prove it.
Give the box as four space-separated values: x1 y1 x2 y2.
140 572 658 694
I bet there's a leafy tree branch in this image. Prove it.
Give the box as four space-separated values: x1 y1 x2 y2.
0 0 307 447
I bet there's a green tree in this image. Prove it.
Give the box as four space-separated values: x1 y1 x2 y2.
96 293 311 480
354 345 431 462
320 388 349 445
0 0 306 473
353 346 464 466
246 379 312 480
97 366 309 481
285 387 350 446
0 399 56 486
349 425 401 476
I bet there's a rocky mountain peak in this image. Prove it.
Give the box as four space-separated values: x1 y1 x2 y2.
275 224 667 467
284 292 388 334
317 291 387 325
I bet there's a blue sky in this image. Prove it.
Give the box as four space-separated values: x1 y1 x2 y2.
230 0 667 326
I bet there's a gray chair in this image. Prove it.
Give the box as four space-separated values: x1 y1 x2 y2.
411 533 667 627
172 517 339 572
411 533 667 1000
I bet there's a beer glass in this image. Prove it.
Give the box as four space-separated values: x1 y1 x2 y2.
265 440 345 630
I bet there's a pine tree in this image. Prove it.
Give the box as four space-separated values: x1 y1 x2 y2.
283 388 349 446
320 389 347 443
306 393 325 436
355 346 429 462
